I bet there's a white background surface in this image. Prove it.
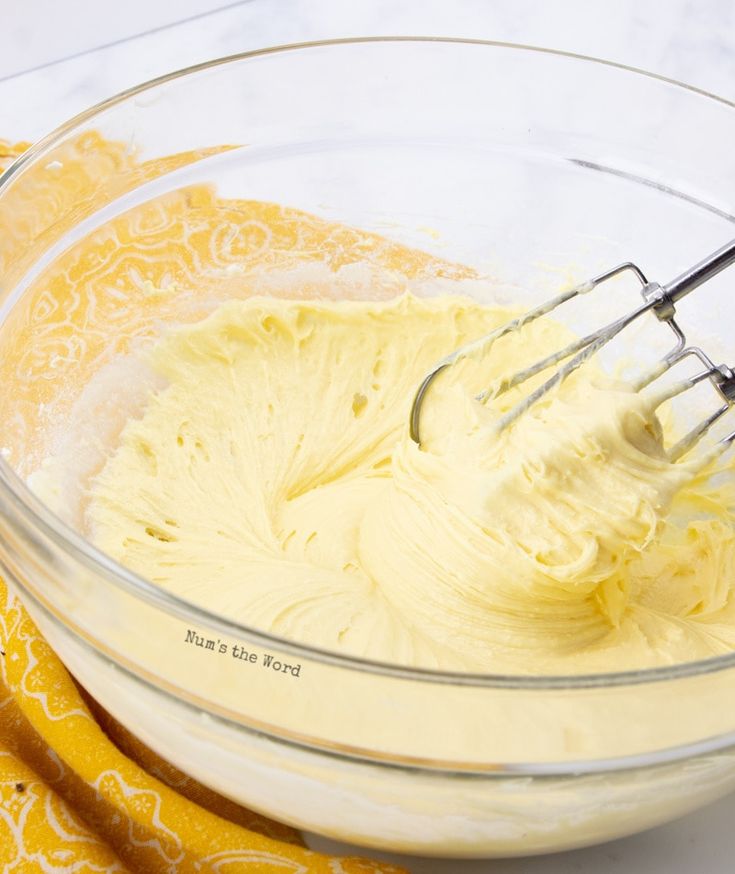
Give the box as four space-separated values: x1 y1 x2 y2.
2 1 735 871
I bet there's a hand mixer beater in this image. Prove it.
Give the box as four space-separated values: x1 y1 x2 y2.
410 238 735 459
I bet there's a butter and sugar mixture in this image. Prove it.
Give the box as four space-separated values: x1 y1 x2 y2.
51 291 735 675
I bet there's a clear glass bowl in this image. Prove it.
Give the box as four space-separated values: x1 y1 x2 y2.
2 38 735 858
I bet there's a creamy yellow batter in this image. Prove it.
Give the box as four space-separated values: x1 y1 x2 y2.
71 292 735 674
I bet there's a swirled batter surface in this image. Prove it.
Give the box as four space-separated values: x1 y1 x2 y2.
76 292 735 673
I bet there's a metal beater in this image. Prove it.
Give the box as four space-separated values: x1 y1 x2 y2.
409 239 735 459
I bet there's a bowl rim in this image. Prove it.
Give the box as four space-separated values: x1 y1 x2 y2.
2 36 735 692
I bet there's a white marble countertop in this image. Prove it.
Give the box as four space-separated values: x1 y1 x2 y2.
2 1 735 871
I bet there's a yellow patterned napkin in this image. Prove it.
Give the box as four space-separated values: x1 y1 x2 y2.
0 134 471 873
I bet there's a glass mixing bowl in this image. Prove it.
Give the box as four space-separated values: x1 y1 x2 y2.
2 38 735 859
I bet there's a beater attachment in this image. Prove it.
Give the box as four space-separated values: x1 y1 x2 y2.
409 239 735 459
